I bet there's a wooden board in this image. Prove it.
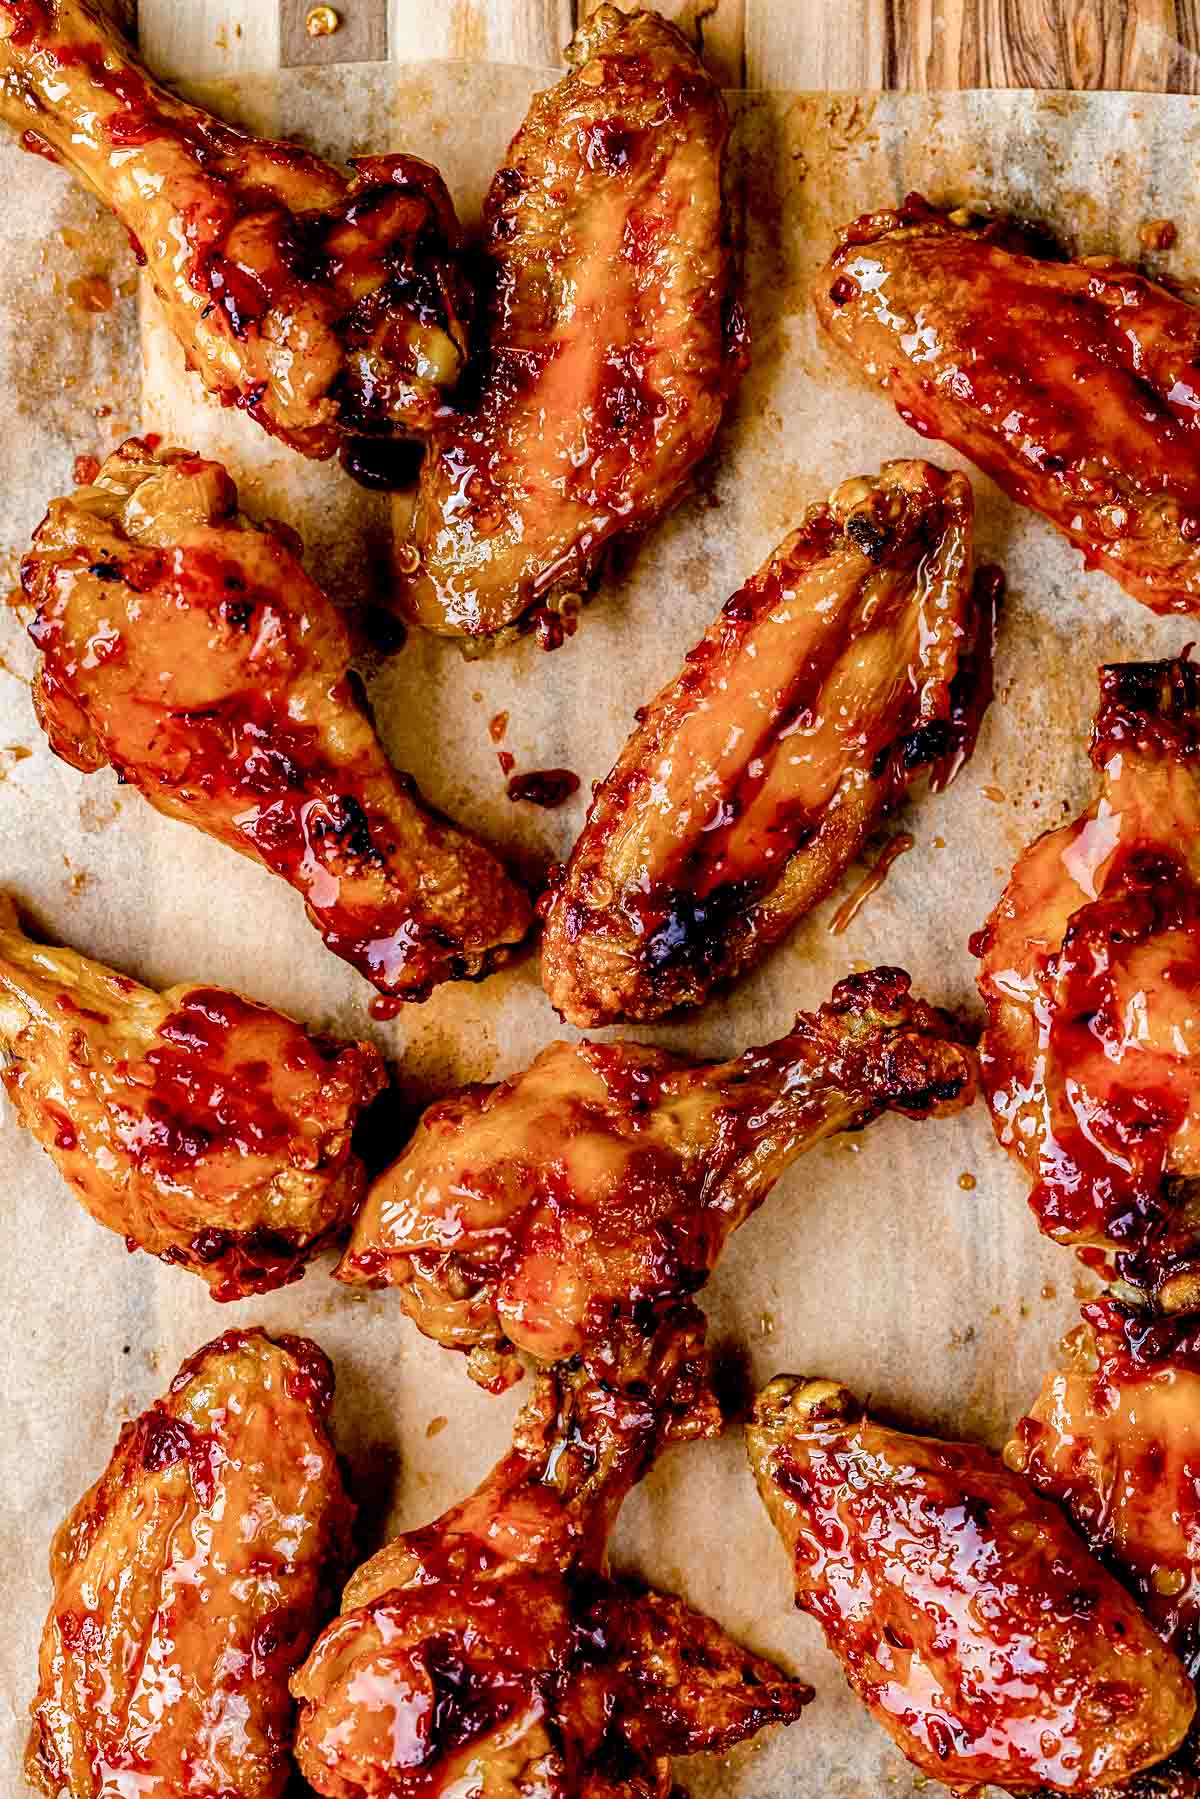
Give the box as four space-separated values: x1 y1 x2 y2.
138 2 1200 91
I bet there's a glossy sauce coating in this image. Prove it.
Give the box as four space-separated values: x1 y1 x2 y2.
395 4 743 638
541 460 998 1026
975 654 1200 1307
28 1328 355 1798
0 895 384 1296
817 194 1200 614
22 440 532 1000
0 0 469 470
747 1376 1195 1794
292 1315 810 1798
336 966 975 1390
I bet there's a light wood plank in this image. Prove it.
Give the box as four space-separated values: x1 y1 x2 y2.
138 1 278 80
387 0 572 65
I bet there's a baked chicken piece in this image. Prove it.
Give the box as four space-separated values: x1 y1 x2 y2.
28 1328 354 1799
22 439 532 1001
747 1374 1196 1796
975 653 1200 1311
0 896 385 1298
542 460 998 1026
0 0 469 475
292 1311 811 1798
337 966 975 1391
395 5 743 641
817 194 1200 615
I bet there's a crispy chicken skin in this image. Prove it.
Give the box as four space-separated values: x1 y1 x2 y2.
0 896 385 1297
541 461 998 1026
22 439 532 1000
291 1313 811 1799
816 194 1200 615
747 1375 1196 1796
337 967 975 1391
395 5 742 641
0 0 469 473
28 1328 355 1799
975 654 1200 1310
1011 1300 1200 1799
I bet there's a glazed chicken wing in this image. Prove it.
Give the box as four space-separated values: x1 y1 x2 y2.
817 194 1200 614
747 1374 1195 1796
395 5 742 641
0 0 469 474
337 966 975 1391
542 460 998 1025
28 1328 354 1799
975 653 1200 1310
292 1312 810 1798
0 895 384 1297
22 439 532 1001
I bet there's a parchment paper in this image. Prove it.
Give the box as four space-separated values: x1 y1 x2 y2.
3 62 1200 1798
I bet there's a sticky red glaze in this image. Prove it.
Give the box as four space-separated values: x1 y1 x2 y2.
817 194 1200 614
506 767 580 808
28 1329 355 1799
749 1381 1196 1794
21 442 532 1000
976 654 1200 1304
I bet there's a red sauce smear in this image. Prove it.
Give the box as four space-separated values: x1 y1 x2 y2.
507 768 581 809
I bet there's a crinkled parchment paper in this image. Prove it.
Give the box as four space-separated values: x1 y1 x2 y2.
3 58 1200 1797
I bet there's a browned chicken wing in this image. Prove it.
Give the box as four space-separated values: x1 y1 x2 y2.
817 194 1200 614
542 461 998 1025
748 1374 1195 1796
0 0 469 475
28 1328 355 1799
1012 1299 1200 1797
0 896 385 1297
975 653 1200 1311
395 5 743 641
336 967 975 1391
22 439 532 1001
292 1312 811 1798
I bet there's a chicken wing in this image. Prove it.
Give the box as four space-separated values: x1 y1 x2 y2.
0 0 469 474
292 1311 811 1798
394 4 743 641
975 653 1200 1310
816 193 1200 615
747 1374 1195 1796
0 895 384 1297
337 966 975 1391
28 1327 354 1799
22 439 532 1001
541 460 998 1025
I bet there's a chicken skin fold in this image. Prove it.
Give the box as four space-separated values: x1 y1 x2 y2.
0 0 469 474
22 439 532 1001
817 193 1200 615
337 966 976 1392
0 896 385 1298
292 1311 811 1798
747 1375 1195 1796
542 460 998 1026
975 653 1200 1311
28 1328 355 1799
395 5 743 641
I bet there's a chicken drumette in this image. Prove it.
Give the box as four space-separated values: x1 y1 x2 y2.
975 653 1200 1310
0 0 469 476
817 194 1200 615
28 1328 355 1799
0 895 385 1297
395 5 743 642
542 460 998 1026
748 1375 1196 1796
292 1311 811 1798
22 439 532 1001
337 966 975 1390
